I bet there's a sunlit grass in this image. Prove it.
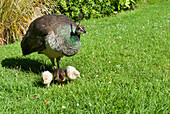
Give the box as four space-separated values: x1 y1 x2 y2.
0 1 169 113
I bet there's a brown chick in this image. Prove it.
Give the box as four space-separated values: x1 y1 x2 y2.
54 68 66 83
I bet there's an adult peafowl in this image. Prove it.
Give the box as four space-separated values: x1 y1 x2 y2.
21 14 86 69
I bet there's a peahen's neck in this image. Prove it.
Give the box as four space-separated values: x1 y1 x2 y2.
70 24 80 40
64 31 81 48
74 31 80 40
62 31 81 56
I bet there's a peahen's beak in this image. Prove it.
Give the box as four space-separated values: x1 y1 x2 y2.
84 30 87 33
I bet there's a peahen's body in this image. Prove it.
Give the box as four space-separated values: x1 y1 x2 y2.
21 14 86 69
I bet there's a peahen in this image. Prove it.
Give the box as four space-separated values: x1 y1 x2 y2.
21 14 86 69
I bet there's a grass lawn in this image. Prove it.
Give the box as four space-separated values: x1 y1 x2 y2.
0 1 169 113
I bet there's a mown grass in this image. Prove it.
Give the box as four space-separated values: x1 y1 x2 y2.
0 1 169 113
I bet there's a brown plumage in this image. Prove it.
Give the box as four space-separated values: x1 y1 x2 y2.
54 68 66 83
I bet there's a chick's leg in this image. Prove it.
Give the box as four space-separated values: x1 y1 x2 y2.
47 83 50 88
69 80 75 85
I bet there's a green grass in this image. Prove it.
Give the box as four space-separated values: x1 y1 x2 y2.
0 1 169 113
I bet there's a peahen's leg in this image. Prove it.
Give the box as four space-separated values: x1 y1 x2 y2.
56 58 61 68
50 59 56 69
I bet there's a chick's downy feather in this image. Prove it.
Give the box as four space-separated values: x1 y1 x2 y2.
41 71 53 87
54 68 66 83
65 66 80 80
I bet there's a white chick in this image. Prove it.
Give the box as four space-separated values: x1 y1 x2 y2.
41 71 53 87
65 66 80 84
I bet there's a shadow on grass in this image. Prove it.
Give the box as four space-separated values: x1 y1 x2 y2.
33 78 70 88
1 57 53 74
1 57 71 87
33 80 46 88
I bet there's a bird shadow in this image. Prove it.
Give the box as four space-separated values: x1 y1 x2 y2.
1 57 53 74
33 80 45 88
33 78 70 88
1 57 71 87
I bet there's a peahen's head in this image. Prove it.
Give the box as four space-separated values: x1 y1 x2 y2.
75 24 86 35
